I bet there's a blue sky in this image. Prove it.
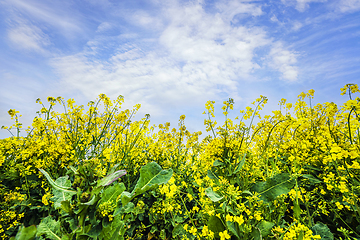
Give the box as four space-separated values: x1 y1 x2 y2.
1 0 360 140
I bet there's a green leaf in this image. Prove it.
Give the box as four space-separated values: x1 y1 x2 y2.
207 170 220 182
39 169 77 194
99 214 124 240
79 194 99 206
293 201 301 220
205 187 224 202
227 221 240 238
251 228 261 240
171 224 196 240
80 223 102 238
63 217 77 232
213 160 225 166
60 201 72 214
302 174 322 184
114 202 135 216
119 191 132 207
250 173 296 204
96 170 127 188
207 216 225 239
69 165 78 174
311 222 334 240
36 216 62 240
14 225 36 240
50 176 77 210
233 153 246 174
99 182 126 206
127 162 172 203
258 220 275 237
172 224 185 238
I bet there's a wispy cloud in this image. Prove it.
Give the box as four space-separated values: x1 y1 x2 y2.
51 0 299 117
336 0 360 13
281 0 328 12
2 0 85 40
2 0 359 140
7 20 50 53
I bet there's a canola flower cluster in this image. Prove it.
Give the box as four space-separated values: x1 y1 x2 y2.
0 84 359 239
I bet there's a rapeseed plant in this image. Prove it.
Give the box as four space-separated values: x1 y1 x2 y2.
1 84 359 239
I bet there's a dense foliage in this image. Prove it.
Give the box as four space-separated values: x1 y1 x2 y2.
0 84 359 240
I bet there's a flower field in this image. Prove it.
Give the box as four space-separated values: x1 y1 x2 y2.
0 84 359 240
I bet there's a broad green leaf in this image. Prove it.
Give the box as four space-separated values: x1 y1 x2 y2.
80 223 102 238
96 170 127 188
205 187 224 202
119 191 132 207
311 222 334 240
36 216 62 240
60 201 72 214
98 182 126 206
172 224 185 238
14 225 36 240
131 162 173 197
207 216 225 239
227 221 240 238
250 173 296 204
50 176 77 210
114 202 135 216
258 220 275 237
64 217 77 232
99 213 124 240
251 228 261 240
39 169 77 194
302 174 322 184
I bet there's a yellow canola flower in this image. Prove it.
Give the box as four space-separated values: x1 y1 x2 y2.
219 230 231 240
283 223 321 240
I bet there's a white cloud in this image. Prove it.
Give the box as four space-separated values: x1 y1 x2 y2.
96 22 113 33
2 0 84 37
268 42 298 81
337 0 360 13
7 22 50 52
292 21 303 31
50 0 299 117
281 0 327 12
270 15 280 23
215 0 263 21
129 10 165 30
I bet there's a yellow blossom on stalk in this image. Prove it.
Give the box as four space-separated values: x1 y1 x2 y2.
308 89 315 97
283 223 321 240
335 202 344 210
7 109 16 117
234 215 244 225
219 230 231 240
41 192 52 206
226 214 233 222
192 206 200 212
183 224 188 231
273 226 285 234
189 226 197 235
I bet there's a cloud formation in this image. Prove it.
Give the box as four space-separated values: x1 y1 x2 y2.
49 0 299 118
7 21 50 53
